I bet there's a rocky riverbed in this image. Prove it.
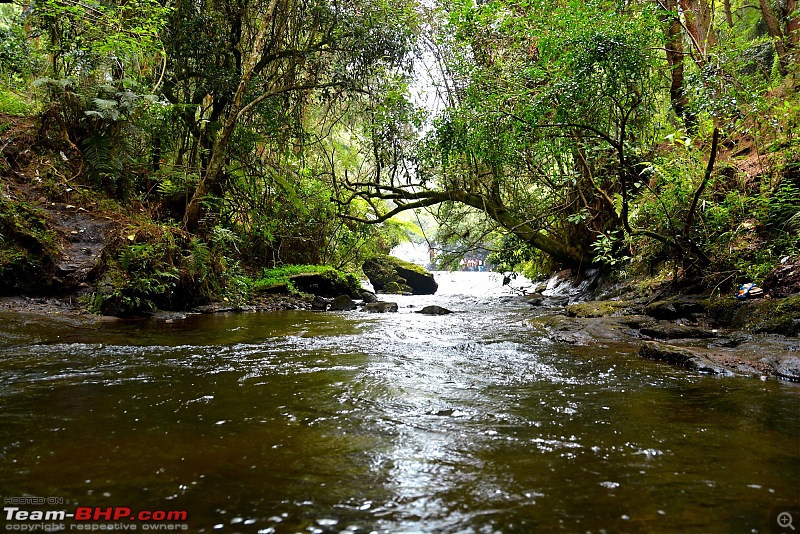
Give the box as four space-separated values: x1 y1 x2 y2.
2 267 799 382
522 270 800 381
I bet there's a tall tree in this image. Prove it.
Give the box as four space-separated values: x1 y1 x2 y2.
679 0 715 65
758 0 791 74
659 0 694 128
335 0 669 270
167 0 418 232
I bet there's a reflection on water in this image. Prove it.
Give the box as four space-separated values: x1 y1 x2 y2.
0 272 798 533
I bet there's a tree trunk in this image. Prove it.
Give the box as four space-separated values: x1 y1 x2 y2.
183 0 279 233
784 0 799 47
662 0 695 129
759 0 789 76
450 190 593 269
678 0 714 63
723 0 733 28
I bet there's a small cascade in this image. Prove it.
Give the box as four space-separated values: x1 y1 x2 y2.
542 268 603 303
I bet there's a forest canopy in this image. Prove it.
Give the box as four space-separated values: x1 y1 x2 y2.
0 0 798 300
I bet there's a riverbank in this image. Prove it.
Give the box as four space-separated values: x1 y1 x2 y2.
2 268 799 382
523 270 800 382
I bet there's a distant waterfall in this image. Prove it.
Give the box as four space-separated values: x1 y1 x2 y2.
390 242 432 269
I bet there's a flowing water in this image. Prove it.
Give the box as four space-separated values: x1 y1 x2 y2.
0 272 798 533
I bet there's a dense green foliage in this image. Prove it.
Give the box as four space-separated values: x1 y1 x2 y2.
335 0 799 284
0 0 798 304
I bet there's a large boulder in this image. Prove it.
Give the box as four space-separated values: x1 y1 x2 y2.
363 255 438 295
288 271 361 298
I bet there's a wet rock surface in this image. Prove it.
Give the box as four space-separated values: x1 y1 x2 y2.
639 342 733 376
772 356 800 381
643 297 705 320
533 294 798 381
47 203 113 290
362 301 399 313
639 323 716 339
417 305 453 315
329 295 357 311
705 294 800 336
363 255 438 295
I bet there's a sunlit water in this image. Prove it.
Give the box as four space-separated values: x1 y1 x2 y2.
0 272 798 533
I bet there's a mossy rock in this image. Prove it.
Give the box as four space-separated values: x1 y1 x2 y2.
705 295 800 336
644 297 705 320
0 198 59 294
382 280 412 294
287 271 361 298
704 297 742 325
89 227 218 315
252 265 362 298
565 300 632 318
363 255 437 295
362 256 402 291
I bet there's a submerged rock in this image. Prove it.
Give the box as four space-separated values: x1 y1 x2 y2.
416 305 453 315
639 323 716 339
362 301 398 313
639 342 733 376
329 294 357 311
535 315 640 345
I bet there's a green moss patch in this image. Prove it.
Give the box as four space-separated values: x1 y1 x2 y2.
252 265 361 298
565 300 632 318
705 295 800 336
0 197 59 293
362 255 437 295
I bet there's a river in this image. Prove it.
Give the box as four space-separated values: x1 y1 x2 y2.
0 272 798 533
